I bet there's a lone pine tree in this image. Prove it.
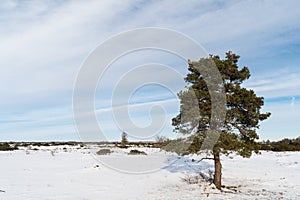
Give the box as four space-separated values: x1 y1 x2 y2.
172 51 271 189
121 131 128 147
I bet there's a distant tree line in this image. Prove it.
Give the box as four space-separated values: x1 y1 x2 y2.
0 137 299 151
162 136 300 154
260 137 300 151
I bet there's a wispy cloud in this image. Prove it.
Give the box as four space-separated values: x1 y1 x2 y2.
244 68 300 98
0 0 299 141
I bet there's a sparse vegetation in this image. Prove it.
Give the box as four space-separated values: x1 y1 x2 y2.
155 135 170 143
181 174 204 185
96 148 112 155
128 149 147 155
154 135 171 148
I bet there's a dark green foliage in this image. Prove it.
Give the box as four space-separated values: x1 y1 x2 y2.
128 149 147 155
172 51 271 189
260 137 300 151
0 143 18 151
172 51 271 157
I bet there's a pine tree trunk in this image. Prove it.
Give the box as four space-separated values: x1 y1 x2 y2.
213 151 222 190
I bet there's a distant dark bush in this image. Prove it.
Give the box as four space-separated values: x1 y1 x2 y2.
161 136 300 154
0 143 18 151
32 142 42 147
260 137 300 151
118 145 128 149
128 149 147 155
96 149 112 155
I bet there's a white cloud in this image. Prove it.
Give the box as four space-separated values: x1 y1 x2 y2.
0 0 300 141
1 0 299 103
244 69 300 98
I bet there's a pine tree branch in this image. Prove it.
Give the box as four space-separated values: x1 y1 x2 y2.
229 122 247 137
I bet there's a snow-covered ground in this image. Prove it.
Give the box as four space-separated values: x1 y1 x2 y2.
0 146 299 200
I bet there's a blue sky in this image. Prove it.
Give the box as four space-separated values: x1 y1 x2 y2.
0 0 299 141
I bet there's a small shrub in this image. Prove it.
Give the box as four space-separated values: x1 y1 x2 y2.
181 174 202 184
50 150 55 156
121 131 128 148
118 144 128 149
96 148 112 155
128 149 147 155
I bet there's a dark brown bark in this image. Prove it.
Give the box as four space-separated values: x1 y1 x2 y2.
213 151 222 190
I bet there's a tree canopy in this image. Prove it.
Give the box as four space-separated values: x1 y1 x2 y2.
172 51 270 156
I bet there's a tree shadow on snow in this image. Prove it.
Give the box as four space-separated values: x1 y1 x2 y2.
162 154 213 174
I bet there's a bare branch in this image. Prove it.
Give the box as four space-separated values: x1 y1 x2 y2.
197 157 214 162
